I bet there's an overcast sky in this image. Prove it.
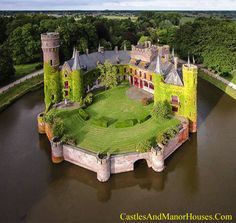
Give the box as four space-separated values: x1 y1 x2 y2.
1 0 236 10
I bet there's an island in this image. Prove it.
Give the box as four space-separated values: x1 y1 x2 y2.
37 32 197 182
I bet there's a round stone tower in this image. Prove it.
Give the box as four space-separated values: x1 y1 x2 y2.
41 32 60 67
41 32 61 109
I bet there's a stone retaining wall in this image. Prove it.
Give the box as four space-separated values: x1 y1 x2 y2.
38 113 189 182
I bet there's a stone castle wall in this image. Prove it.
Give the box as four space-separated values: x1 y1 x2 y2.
38 114 189 182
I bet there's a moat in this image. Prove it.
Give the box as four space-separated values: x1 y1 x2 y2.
0 78 235 222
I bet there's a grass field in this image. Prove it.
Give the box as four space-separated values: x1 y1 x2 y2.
15 62 42 77
198 70 236 100
0 75 43 112
57 83 179 154
102 15 138 22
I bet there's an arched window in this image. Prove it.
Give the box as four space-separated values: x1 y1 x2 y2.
149 83 154 90
149 75 152 81
139 71 142 77
144 73 146 79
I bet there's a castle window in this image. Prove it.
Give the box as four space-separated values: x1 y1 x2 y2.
144 73 146 79
172 106 178 112
171 96 179 105
65 90 68 96
130 68 132 73
135 70 137 75
124 68 127 73
139 71 142 77
64 81 68 89
150 75 152 81
65 73 68 78
149 83 154 90
144 81 148 87
50 60 52 66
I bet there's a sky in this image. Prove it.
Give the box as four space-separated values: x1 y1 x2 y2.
0 0 236 11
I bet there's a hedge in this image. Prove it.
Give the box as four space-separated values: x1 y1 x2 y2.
91 117 108 127
138 114 151 123
115 119 137 128
78 109 89 120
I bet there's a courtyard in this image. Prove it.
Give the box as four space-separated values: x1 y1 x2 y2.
55 83 179 154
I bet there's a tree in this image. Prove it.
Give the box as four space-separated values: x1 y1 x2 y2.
152 100 172 119
8 23 40 64
98 60 118 89
0 44 15 82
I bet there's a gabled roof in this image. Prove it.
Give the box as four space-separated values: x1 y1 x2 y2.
164 68 183 86
64 49 184 86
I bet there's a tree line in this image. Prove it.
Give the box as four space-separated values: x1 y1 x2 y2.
0 12 235 83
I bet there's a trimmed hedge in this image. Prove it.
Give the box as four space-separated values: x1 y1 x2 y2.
138 114 151 123
115 119 137 128
78 109 89 120
91 117 108 127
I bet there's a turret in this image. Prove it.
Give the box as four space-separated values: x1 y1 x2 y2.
182 60 198 133
41 32 61 109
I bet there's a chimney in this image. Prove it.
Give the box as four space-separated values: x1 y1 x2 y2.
144 41 148 48
86 48 89 55
174 57 178 70
114 46 118 53
124 43 127 51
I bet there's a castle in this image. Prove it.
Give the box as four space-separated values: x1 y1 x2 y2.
41 32 197 133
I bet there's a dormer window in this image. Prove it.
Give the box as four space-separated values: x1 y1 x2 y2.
144 63 150 69
135 59 141 66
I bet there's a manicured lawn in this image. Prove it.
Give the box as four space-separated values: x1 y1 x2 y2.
56 83 180 154
15 62 42 77
0 75 43 112
198 70 236 100
86 83 153 121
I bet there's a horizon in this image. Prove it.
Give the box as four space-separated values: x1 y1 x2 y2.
0 0 236 11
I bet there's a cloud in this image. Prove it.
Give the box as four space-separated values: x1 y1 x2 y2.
0 0 236 10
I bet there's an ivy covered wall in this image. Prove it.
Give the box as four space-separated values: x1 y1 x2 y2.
44 62 61 110
153 64 197 131
72 69 84 102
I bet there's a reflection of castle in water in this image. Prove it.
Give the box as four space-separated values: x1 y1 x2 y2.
38 133 198 202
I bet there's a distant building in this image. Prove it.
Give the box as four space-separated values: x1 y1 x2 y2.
41 32 197 132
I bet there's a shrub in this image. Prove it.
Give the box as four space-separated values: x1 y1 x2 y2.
84 92 93 106
78 109 89 120
152 100 172 119
62 134 76 145
138 114 151 123
156 126 179 145
44 108 57 124
91 117 108 127
135 139 152 153
115 119 137 128
52 118 64 138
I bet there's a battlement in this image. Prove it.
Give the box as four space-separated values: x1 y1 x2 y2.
41 32 60 49
131 41 158 62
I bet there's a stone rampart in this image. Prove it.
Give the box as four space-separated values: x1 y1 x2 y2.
38 112 189 182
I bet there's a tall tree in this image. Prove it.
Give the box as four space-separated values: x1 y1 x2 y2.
0 44 15 82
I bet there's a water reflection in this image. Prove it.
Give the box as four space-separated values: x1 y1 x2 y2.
0 78 235 222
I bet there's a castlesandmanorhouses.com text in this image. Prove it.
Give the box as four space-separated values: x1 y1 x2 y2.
120 212 233 222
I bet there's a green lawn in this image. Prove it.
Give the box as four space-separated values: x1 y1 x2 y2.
0 75 43 112
198 70 236 100
56 83 180 154
15 62 42 77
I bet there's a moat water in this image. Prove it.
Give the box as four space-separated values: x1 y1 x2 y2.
0 78 235 222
